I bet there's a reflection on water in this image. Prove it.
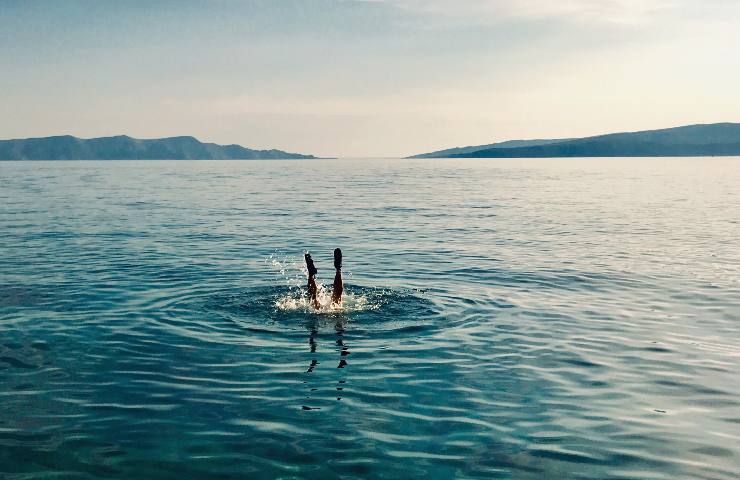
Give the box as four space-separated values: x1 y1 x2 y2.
303 321 350 410
1 158 739 479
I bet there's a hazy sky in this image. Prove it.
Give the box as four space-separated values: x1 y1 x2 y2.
1 0 739 157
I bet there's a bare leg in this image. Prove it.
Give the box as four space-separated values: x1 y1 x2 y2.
305 253 320 310
308 275 320 310
332 269 343 305
331 248 343 305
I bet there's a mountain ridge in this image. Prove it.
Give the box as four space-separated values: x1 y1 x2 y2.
409 123 740 159
0 135 317 160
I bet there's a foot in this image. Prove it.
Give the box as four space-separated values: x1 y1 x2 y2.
305 253 318 276
334 248 342 270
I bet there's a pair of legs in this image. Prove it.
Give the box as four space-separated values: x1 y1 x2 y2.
305 248 343 309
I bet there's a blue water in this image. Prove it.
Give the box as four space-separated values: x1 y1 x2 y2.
1 158 739 479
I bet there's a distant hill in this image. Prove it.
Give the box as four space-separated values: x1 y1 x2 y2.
409 138 573 158
410 123 740 158
0 135 316 160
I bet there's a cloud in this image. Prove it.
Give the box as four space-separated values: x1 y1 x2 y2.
361 0 682 24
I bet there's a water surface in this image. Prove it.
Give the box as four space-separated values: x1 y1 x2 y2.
1 158 739 479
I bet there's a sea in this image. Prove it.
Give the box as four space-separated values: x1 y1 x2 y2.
1 158 738 479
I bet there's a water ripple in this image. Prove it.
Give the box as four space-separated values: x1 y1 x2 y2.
1 158 739 479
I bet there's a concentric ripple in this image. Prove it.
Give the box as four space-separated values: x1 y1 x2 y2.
148 283 440 342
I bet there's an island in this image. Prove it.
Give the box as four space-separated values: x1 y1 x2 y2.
410 123 740 158
0 135 316 160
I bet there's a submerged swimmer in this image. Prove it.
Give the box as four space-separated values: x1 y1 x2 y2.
304 248 343 309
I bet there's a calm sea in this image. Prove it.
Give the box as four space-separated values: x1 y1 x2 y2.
1 158 739 479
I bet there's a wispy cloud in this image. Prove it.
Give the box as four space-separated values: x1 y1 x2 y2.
361 0 681 24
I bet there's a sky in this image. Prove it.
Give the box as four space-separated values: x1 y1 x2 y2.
1 0 739 157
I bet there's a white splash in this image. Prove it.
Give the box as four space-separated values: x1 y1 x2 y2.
266 251 379 314
274 286 377 314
